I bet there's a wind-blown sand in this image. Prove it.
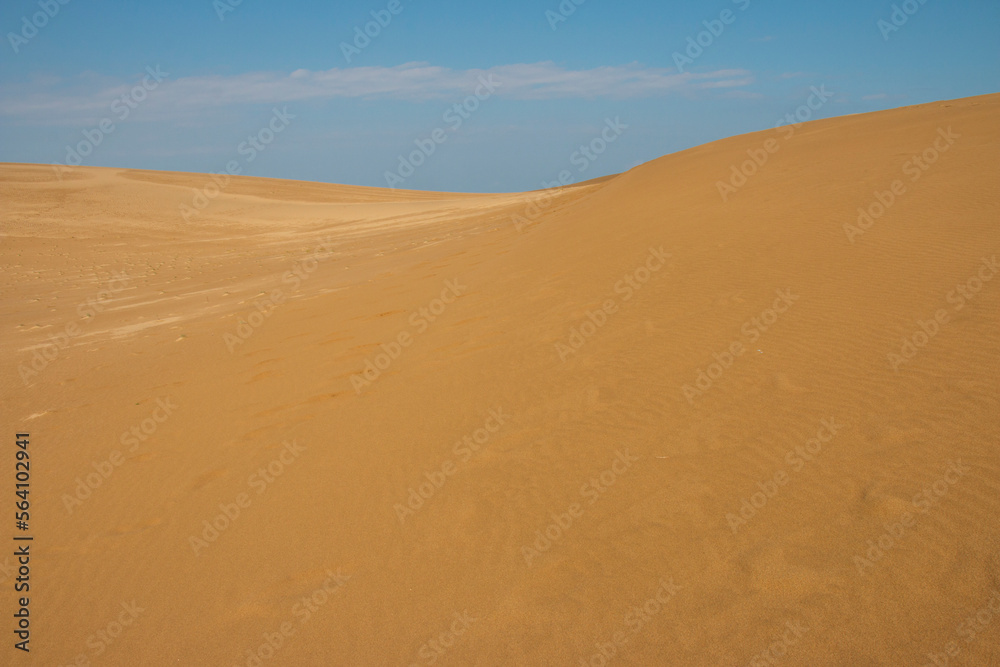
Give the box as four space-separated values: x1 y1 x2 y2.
2 93 998 665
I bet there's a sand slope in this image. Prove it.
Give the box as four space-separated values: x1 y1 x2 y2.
1 92 998 665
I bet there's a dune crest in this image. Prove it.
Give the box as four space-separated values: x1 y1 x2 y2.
2 93 998 665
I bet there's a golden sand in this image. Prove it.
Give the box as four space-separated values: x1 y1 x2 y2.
1 92 998 665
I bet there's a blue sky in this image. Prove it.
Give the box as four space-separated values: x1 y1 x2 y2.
1 0 997 192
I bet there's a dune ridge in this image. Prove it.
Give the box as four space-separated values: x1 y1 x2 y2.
1 92 998 665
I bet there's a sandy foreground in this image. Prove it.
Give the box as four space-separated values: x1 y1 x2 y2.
1 93 998 666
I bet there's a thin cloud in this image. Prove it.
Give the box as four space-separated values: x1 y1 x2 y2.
0 62 754 124
696 77 756 89
722 90 765 100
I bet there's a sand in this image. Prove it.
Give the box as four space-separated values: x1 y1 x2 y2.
1 92 998 665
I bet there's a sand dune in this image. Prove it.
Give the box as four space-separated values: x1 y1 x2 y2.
2 92 998 665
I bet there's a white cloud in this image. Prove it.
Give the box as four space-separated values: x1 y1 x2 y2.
0 62 754 123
